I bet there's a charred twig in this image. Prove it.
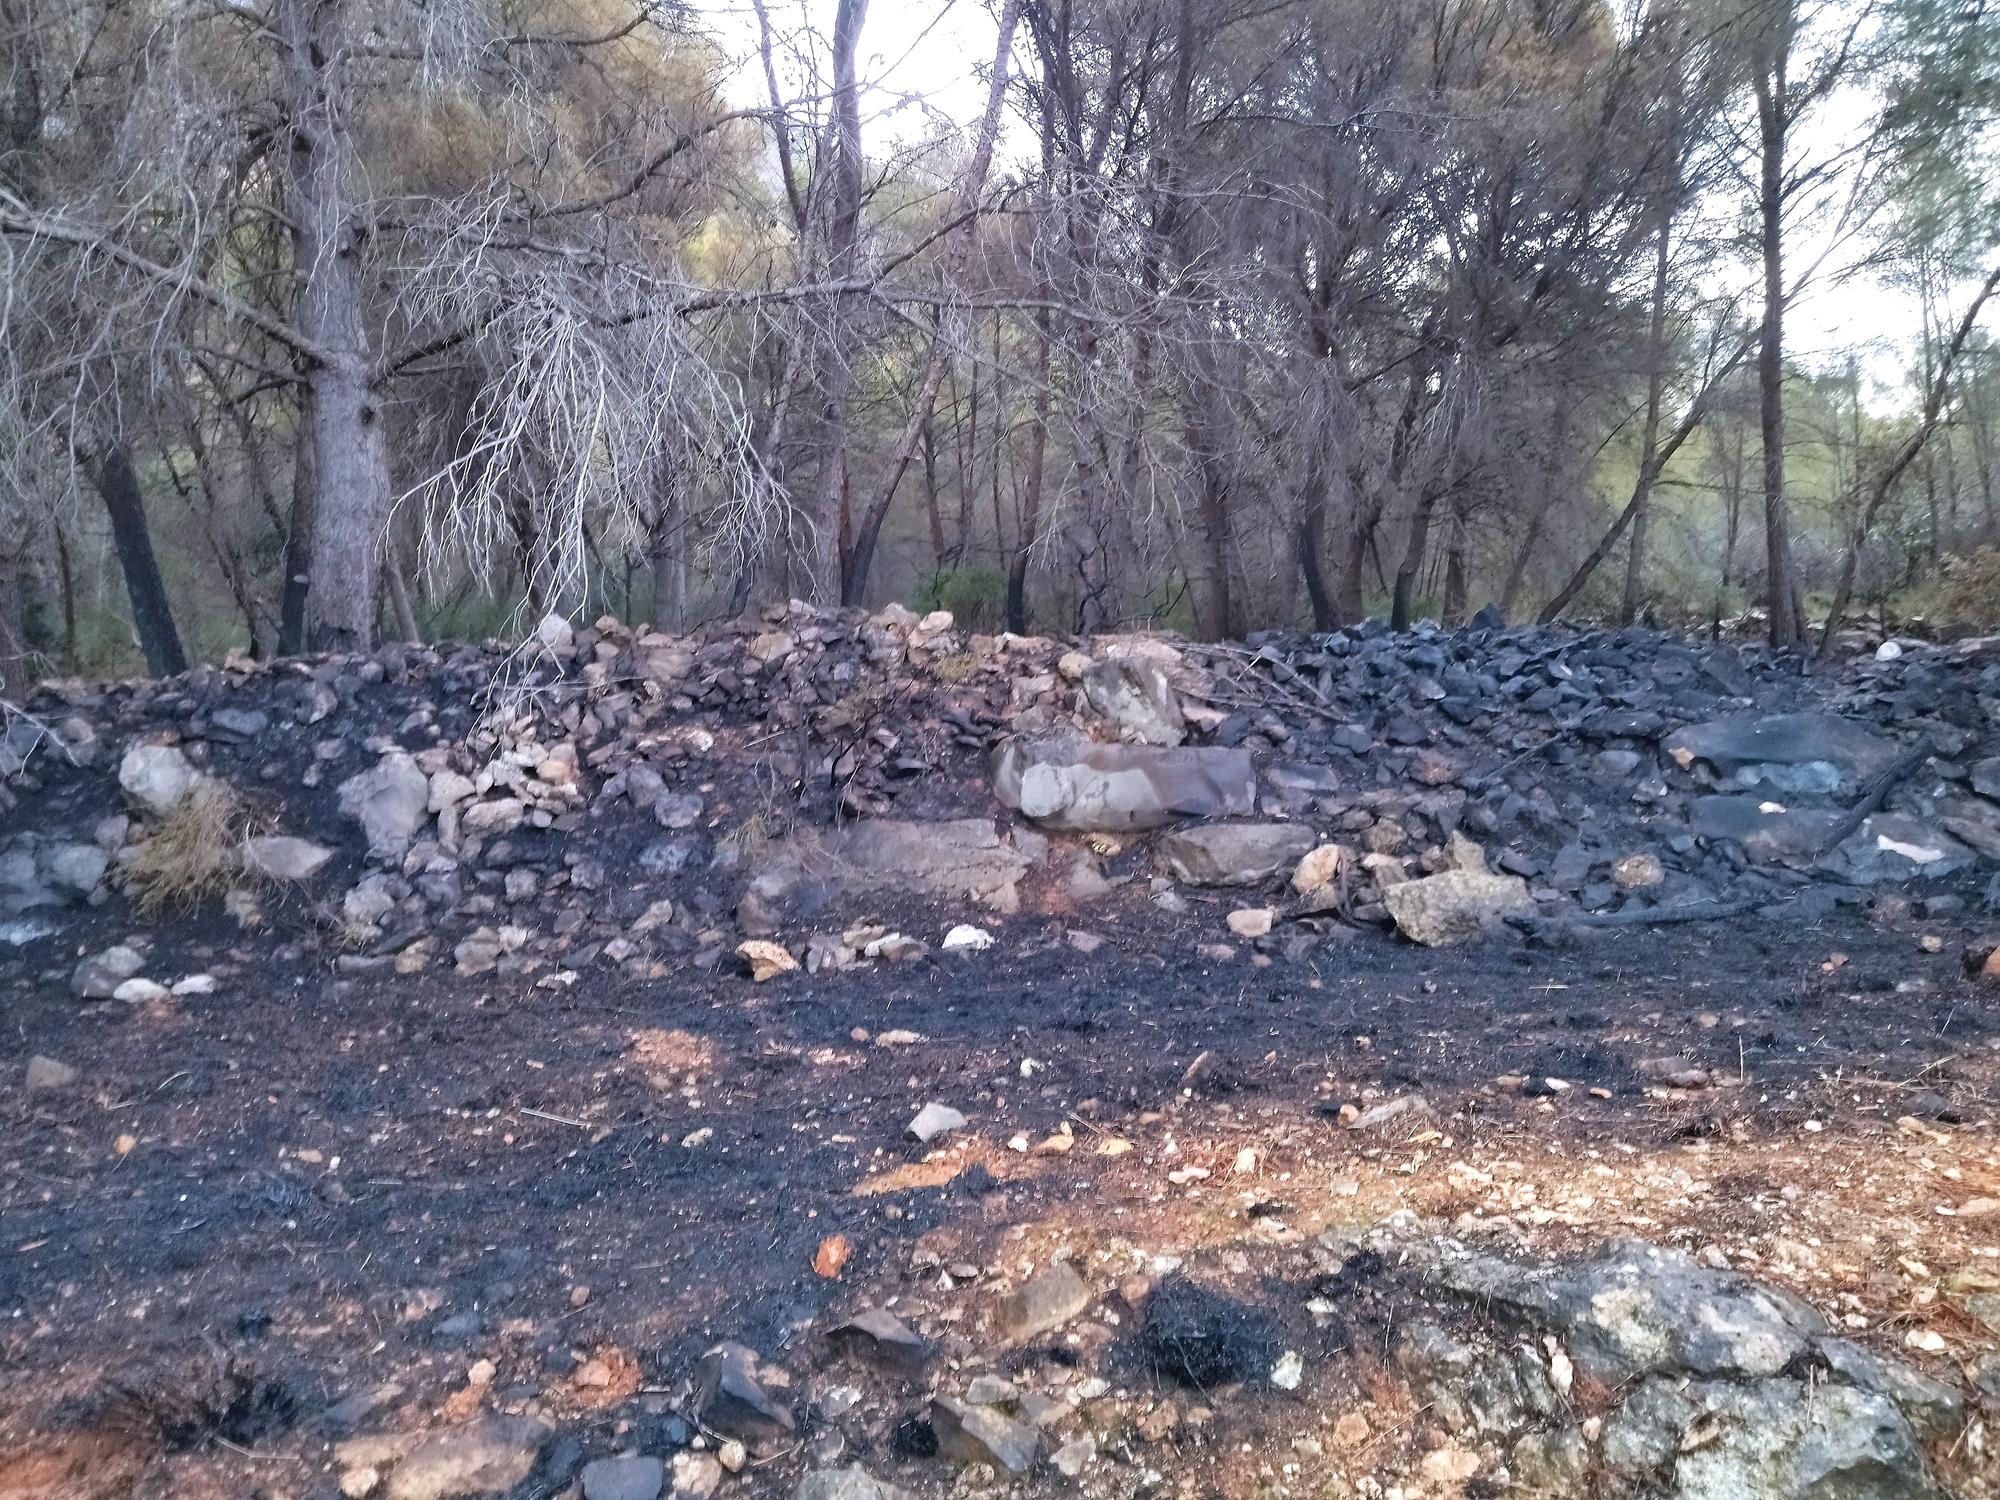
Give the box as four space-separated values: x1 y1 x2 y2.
1510 896 1773 932
1185 643 1348 726
1811 742 1930 854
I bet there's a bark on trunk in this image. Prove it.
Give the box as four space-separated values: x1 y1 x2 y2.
1389 488 1442 630
94 445 188 678
56 525 78 673
279 434 316 656
277 0 394 653
806 0 868 606
1007 317 1052 636
0 549 30 700
1754 62 1804 648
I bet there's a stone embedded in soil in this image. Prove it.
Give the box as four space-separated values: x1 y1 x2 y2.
1226 906 1274 938
792 1466 914 1500
339 752 432 858
740 820 1032 935
1423 1239 1824 1383
1664 712 1901 795
929 1395 1039 1473
1827 815 1977 883
906 1102 966 1143
1639 1377 1938 1500
1291 843 1344 892
581 1453 665 1500
737 939 798 981
24 1054 78 1093
241 834 334 882
996 1261 1093 1345
38 839 110 898
1612 852 1664 889
693 1342 795 1443
1157 822 1318 887
672 1453 725 1500
941 923 993 953
992 734 1255 832
377 1413 552 1500
1051 1436 1095 1477
828 1308 931 1377
1079 656 1184 747
1380 869 1535 946
118 742 211 815
71 942 143 998
1376 1231 1954 1499
1689 795 1844 861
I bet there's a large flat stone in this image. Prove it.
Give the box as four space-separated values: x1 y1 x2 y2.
738 819 1034 935
1157 823 1317 886
1824 815 1977 884
1689 795 1844 861
382 1414 551 1500
1664 713 1900 796
992 734 1255 832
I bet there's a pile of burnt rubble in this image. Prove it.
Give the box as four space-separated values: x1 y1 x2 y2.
5 601 2000 980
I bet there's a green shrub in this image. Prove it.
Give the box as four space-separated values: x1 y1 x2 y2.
912 565 1008 633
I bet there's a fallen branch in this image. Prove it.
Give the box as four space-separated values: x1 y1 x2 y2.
1510 896 1773 932
1813 742 1930 855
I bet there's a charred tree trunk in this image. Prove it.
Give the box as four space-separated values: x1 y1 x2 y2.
279 436 316 656
0 549 29 700
1007 315 1052 636
56 525 78 673
94 445 188 677
1389 487 1442 630
1441 509 1468 627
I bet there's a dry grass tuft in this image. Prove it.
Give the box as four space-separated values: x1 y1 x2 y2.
124 784 251 915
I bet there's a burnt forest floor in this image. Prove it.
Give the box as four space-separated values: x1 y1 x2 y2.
5 882 1999 1498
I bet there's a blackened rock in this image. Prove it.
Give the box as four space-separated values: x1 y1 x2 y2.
1689 796 1843 862
929 1396 1037 1473
828 1308 931 1377
1823 815 1977 884
1970 756 2000 801
581 1454 664 1500
1664 713 1899 796
693 1342 794 1443
1157 823 1317 887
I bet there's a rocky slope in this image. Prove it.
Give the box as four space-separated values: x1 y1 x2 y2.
3 606 1999 1500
